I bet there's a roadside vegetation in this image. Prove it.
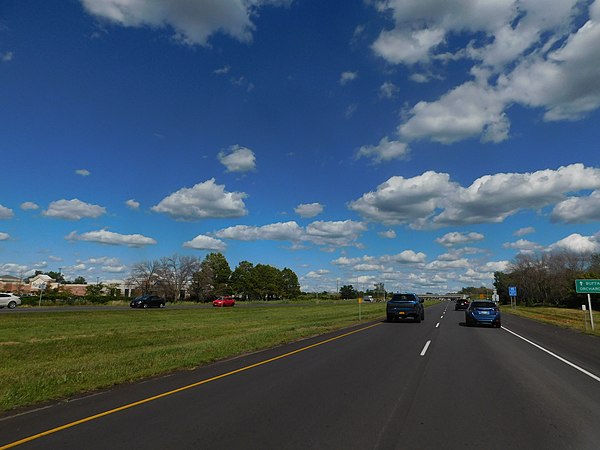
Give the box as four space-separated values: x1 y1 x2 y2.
502 305 600 337
0 300 409 413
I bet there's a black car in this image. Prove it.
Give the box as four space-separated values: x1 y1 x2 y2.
455 299 470 310
386 293 425 322
130 295 166 308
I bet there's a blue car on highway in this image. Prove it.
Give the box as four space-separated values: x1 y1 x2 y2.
465 301 501 327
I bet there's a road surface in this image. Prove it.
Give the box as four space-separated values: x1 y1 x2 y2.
1 302 599 449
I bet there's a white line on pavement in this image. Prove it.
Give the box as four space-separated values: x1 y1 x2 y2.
502 326 600 383
436 322 440 328
420 340 431 356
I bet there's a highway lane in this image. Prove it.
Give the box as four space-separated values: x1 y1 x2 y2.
1 302 599 449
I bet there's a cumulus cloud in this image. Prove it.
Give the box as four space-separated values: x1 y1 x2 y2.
436 231 484 247
2 51 13 62
379 229 396 239
348 171 457 225
514 227 535 237
183 234 227 251
548 233 600 253
43 199 106 220
294 203 324 218
20 202 39 211
125 199 140 210
80 0 293 46
551 190 600 223
368 1 600 146
0 205 14 219
66 229 157 247
75 169 91 176
356 137 410 163
0 232 10 240
218 145 256 173
216 221 304 241
151 178 247 221
350 164 600 228
215 220 366 248
503 239 544 253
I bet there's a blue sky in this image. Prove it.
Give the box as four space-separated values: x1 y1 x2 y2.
1 0 600 293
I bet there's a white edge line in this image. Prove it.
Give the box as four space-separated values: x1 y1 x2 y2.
420 340 431 356
502 326 600 383
435 322 440 328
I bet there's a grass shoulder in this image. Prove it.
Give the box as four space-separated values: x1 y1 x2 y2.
501 305 600 337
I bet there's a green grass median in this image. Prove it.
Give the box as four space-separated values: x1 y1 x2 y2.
1 301 390 413
501 305 600 337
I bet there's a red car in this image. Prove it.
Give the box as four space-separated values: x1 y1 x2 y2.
213 296 235 307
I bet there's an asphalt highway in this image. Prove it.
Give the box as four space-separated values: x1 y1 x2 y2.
1 302 599 449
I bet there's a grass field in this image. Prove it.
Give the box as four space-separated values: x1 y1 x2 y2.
0 301 389 413
502 305 600 337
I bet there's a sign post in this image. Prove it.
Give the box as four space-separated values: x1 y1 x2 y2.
358 296 363 321
508 286 517 309
575 280 599 331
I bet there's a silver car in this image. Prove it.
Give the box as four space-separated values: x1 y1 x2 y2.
0 293 21 309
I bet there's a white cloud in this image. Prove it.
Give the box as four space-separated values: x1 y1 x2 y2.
125 199 140 210
294 203 324 218
43 199 106 220
80 0 293 46
2 52 13 62
350 164 600 228
75 169 91 176
379 81 399 99
66 229 157 247
215 220 367 248
0 232 10 241
548 233 600 253
339 71 358 85
381 250 427 264
0 205 14 219
216 221 304 241
551 190 600 223
379 229 396 239
514 226 535 237
151 178 247 221
357 136 410 163
370 1 600 146
218 145 256 173
183 234 227 251
436 231 484 247
348 171 457 225
20 202 39 210
503 239 544 252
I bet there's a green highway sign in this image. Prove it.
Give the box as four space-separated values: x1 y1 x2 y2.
575 279 600 294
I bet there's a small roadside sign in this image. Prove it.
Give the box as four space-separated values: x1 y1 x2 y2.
508 286 517 297
575 280 597 331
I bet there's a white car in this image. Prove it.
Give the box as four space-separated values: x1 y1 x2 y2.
0 293 21 309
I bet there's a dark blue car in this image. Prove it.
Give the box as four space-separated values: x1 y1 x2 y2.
465 301 501 327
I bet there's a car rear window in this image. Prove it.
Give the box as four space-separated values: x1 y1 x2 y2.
471 302 496 308
390 294 417 302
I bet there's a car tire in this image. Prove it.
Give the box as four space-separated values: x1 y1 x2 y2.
8 301 17 309
143 304 149 309
414 315 421 323
387 314 394 322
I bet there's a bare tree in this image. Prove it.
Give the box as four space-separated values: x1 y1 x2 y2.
127 260 161 295
155 254 201 301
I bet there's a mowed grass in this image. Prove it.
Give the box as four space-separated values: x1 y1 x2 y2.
502 305 600 337
0 301 387 413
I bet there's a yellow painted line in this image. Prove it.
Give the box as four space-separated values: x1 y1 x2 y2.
0 322 381 449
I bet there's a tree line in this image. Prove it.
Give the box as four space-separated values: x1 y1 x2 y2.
493 251 600 308
127 253 301 302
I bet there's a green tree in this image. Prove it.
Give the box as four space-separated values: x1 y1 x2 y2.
230 261 254 300
339 285 357 299
280 267 301 299
73 276 87 284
